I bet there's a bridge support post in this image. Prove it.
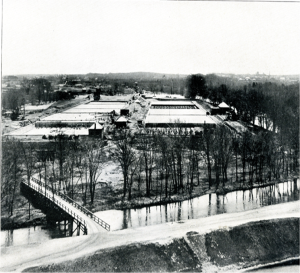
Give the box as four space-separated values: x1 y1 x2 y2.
67 218 73 237
46 215 56 227
77 222 81 236
64 219 67 235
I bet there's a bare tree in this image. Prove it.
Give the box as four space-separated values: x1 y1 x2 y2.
75 143 89 205
50 132 69 191
19 142 38 218
170 132 186 194
186 134 201 194
113 129 137 199
63 137 80 198
128 154 141 200
155 134 172 199
138 132 155 197
200 125 214 189
217 125 233 188
82 139 105 204
20 142 37 185
1 138 22 216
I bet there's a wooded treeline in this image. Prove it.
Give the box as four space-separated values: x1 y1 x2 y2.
113 125 298 200
2 120 298 216
2 78 55 120
188 75 298 126
187 74 299 161
1 136 107 215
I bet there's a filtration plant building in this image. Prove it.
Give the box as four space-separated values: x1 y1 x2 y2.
6 101 130 140
145 100 216 128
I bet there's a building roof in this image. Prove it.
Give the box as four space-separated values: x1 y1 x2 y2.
42 113 95 121
145 115 215 125
68 102 126 109
147 109 207 116
9 127 90 136
89 122 103 130
116 116 128 122
64 108 116 114
151 100 194 106
154 94 185 100
63 101 127 114
218 102 230 108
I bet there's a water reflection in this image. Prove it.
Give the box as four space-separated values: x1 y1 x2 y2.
1 226 51 248
1 222 73 248
96 180 300 231
2 180 299 248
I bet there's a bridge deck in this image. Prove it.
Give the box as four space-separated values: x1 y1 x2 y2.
23 178 109 234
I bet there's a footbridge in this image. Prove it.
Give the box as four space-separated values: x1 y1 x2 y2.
20 177 110 236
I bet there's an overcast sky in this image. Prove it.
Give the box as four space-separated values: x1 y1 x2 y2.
2 0 300 76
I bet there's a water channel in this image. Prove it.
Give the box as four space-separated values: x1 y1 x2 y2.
252 265 299 273
246 259 299 272
1 180 299 249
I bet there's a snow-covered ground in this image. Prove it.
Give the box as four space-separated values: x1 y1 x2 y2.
24 103 54 111
153 94 185 99
97 161 123 188
1 200 299 272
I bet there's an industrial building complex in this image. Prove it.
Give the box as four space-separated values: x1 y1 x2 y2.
5 95 244 140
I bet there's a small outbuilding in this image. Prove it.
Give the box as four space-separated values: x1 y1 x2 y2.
218 102 231 114
88 122 103 137
210 106 220 115
115 116 127 128
137 120 143 127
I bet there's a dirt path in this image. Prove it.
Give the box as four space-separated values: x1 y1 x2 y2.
1 200 299 272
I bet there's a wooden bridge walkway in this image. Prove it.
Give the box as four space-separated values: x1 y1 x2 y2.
21 177 110 235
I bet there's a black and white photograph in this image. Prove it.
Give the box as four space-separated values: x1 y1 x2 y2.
1 0 299 272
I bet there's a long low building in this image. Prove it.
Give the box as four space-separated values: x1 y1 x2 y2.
37 101 127 127
145 100 216 128
42 113 95 121
145 115 216 127
147 109 206 116
6 100 129 140
64 101 128 115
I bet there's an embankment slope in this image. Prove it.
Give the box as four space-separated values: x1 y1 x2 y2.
25 217 299 272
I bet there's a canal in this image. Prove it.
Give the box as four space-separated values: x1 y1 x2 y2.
246 258 299 272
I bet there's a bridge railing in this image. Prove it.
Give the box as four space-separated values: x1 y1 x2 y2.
29 177 110 231
58 194 110 231
24 179 87 234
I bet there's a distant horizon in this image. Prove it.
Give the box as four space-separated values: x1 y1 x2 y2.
2 71 299 77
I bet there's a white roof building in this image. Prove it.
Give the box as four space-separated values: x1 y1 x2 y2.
218 102 230 108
